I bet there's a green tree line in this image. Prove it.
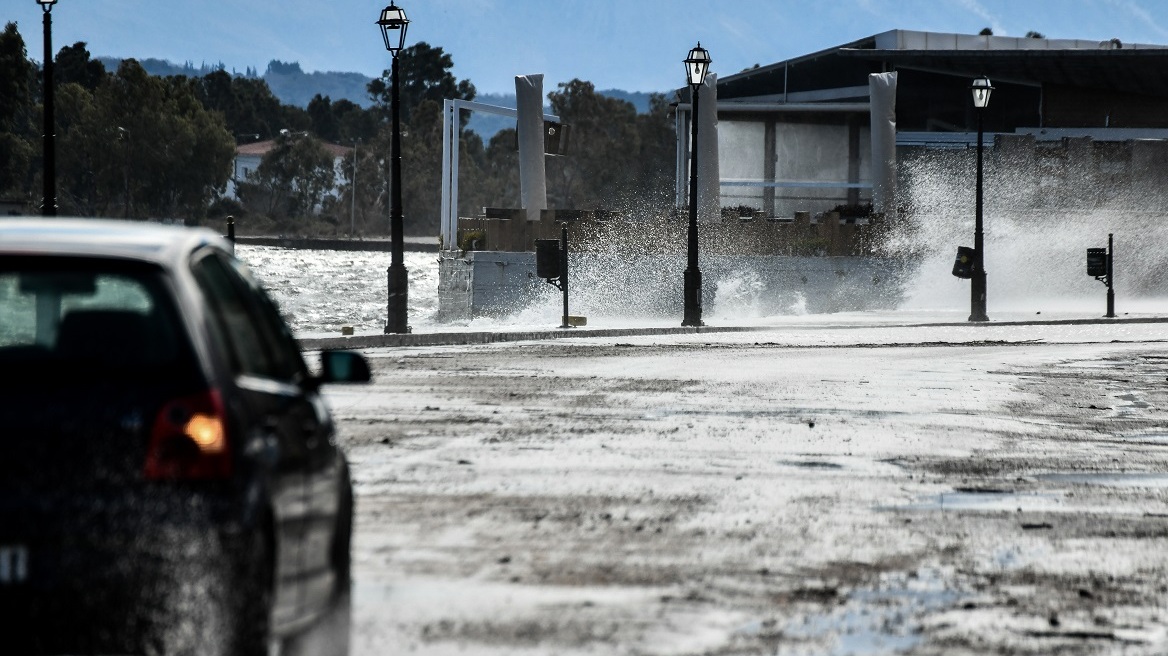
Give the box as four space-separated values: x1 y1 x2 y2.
0 21 675 236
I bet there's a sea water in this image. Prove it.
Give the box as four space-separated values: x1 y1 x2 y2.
238 145 1168 336
236 246 439 335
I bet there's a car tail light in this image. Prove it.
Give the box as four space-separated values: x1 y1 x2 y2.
144 389 232 480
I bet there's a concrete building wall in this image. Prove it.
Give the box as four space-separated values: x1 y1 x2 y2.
224 152 349 213
437 249 906 322
225 154 262 200
717 116 871 217
719 120 767 209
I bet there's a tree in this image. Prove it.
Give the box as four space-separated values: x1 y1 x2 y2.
979 27 993 36
1026 31 1045 39
387 98 444 235
195 70 286 142
309 95 379 145
307 94 340 142
241 132 337 220
334 142 385 236
546 79 641 208
0 23 33 132
630 93 677 209
367 42 475 125
357 43 478 236
51 59 235 219
266 60 302 76
0 22 34 198
481 128 520 208
55 42 107 90
54 81 107 215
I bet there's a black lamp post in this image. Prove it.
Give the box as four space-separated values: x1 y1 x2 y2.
38 0 58 217
377 3 410 334
682 43 711 327
969 75 993 322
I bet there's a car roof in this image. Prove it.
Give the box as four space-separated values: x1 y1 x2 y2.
0 218 231 268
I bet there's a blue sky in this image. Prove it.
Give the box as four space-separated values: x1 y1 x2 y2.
6 0 1168 95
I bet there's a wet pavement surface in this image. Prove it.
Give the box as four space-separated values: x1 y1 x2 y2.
320 322 1168 654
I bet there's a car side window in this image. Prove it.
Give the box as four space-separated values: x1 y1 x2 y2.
223 256 308 383
190 251 303 382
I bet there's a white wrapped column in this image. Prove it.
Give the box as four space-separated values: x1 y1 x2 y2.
869 71 898 216
697 73 720 223
516 74 547 222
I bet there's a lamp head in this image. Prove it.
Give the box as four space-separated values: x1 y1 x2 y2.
971 76 994 109
377 3 410 55
684 43 711 89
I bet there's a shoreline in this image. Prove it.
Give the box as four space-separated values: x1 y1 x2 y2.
235 235 438 252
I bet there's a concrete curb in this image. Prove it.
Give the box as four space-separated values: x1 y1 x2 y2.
297 315 1168 351
299 326 759 350
899 316 1168 329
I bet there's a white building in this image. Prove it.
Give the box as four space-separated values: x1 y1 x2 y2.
225 137 354 211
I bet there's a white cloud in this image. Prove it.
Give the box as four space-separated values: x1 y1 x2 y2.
1105 0 1168 40
951 0 1007 35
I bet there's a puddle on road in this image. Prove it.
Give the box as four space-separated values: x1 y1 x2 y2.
640 407 894 422
777 459 845 470
987 543 1050 570
1111 391 1152 418
881 488 1065 513
1036 472 1168 488
1115 433 1168 446
739 568 962 655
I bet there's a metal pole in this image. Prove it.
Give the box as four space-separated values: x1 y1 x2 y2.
674 107 686 209
385 54 410 333
969 109 988 322
1106 232 1116 318
682 86 703 327
350 141 357 238
560 223 571 329
120 127 130 218
451 104 461 248
41 5 56 217
440 99 452 248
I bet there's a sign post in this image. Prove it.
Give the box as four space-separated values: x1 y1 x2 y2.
1086 234 1115 318
535 223 572 329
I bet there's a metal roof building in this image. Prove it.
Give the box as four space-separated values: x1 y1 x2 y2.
679 29 1168 217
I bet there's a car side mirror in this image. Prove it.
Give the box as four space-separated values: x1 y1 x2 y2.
319 350 372 384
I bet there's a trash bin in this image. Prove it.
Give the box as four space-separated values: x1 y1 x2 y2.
952 246 975 279
535 239 560 280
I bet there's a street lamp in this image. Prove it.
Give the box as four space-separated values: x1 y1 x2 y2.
682 43 711 327
969 76 993 322
350 139 359 238
377 2 410 333
38 0 58 216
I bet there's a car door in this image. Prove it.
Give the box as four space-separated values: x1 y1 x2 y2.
189 250 318 629
226 259 345 619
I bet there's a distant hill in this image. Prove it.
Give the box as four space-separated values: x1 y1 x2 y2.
94 57 658 137
261 60 375 108
97 56 255 78
97 57 375 107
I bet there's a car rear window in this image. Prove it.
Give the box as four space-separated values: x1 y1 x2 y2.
0 257 196 379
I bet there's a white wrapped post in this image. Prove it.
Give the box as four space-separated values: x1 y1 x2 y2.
516 74 548 223
869 71 898 216
697 72 720 223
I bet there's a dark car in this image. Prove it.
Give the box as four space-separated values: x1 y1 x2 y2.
0 219 369 655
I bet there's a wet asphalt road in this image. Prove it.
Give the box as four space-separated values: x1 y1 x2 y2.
319 322 1168 655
